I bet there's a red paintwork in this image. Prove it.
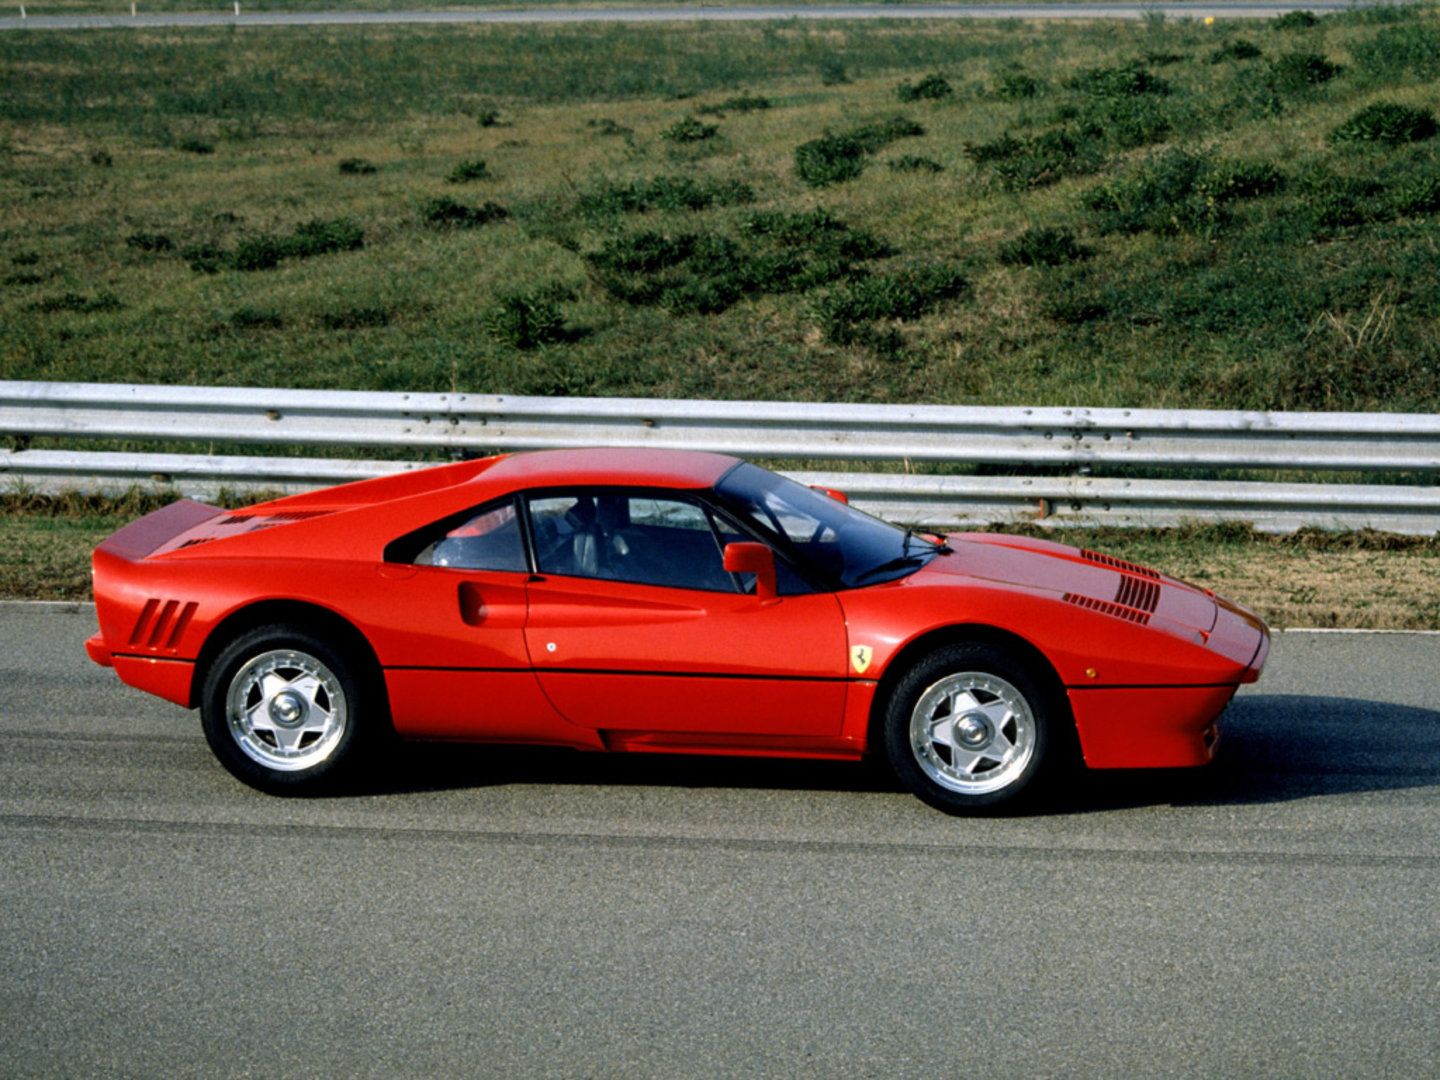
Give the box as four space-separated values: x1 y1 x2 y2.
88 448 1269 773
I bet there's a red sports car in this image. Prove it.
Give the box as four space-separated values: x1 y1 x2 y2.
86 449 1268 812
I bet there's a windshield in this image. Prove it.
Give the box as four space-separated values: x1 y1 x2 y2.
713 463 941 590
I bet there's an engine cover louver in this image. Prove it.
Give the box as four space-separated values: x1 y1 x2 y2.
1081 549 1161 580
1115 573 1161 614
1062 592 1152 625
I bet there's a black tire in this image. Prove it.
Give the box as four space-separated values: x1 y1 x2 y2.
883 642 1068 815
199 623 379 794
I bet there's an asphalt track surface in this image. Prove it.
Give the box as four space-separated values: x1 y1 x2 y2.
3 601 1439 1077
0 1 1375 31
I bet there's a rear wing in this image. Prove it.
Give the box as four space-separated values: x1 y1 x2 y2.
96 499 224 561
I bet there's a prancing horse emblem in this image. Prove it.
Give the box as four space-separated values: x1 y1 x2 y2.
850 645 873 675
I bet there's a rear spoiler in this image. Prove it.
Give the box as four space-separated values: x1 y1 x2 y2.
96 499 223 561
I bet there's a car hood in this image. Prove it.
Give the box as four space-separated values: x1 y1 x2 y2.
919 531 1220 634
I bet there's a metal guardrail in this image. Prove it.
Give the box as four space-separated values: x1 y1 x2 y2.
3 381 1439 533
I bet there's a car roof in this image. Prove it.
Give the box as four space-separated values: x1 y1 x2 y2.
485 448 740 491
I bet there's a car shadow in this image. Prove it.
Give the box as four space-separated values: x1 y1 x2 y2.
358 693 1440 810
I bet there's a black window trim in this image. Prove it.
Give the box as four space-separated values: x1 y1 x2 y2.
383 480 829 594
519 484 826 595
382 493 526 570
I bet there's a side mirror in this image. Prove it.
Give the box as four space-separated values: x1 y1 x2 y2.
809 485 849 505
723 542 777 601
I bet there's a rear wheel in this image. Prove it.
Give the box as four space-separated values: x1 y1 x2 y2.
200 624 375 793
884 642 1066 814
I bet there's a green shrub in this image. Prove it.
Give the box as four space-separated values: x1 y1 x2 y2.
89 149 113 168
813 265 967 344
1390 171 1440 215
999 226 1093 267
1068 63 1170 98
818 56 850 85
337 157 377 175
221 217 364 271
1268 52 1342 93
483 286 572 349
1200 160 1285 201
742 209 894 262
229 306 283 330
320 305 391 330
889 155 944 173
965 127 1106 190
588 231 696 274
177 137 214 155
1271 10 1318 30
587 213 892 316
1083 95 1171 149
795 133 867 187
1349 24 1440 81
995 71 1043 99
1085 150 1282 236
897 73 953 102
1208 40 1264 63
421 197 509 228
1300 172 1382 229
181 243 223 274
850 115 925 152
447 158 491 183
794 115 924 186
1329 102 1438 145
29 292 123 314
473 106 501 128
125 232 173 252
696 95 771 115
229 234 288 272
577 175 754 217
285 217 365 258
662 116 718 143
586 118 633 138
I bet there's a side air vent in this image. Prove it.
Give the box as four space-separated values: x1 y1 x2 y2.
129 598 199 648
1081 549 1161 580
1063 592 1152 626
1115 574 1161 614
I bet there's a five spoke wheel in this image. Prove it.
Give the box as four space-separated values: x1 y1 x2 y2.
884 642 1065 813
201 623 376 793
910 672 1036 796
226 649 347 772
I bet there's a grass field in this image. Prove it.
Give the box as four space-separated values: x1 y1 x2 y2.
4 0 1213 12
3 7 1439 410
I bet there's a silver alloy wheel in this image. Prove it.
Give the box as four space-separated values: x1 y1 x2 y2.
225 648 347 772
909 671 1036 796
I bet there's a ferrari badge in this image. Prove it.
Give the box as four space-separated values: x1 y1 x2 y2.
850 645 873 675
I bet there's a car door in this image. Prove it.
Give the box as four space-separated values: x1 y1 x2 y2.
373 497 583 745
521 490 849 737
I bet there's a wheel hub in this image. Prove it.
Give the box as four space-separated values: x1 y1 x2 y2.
268 689 308 727
953 712 992 749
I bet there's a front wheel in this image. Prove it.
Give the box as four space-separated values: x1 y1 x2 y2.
200 624 374 794
884 643 1067 814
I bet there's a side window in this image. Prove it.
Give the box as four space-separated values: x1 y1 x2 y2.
527 492 738 592
414 501 526 572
